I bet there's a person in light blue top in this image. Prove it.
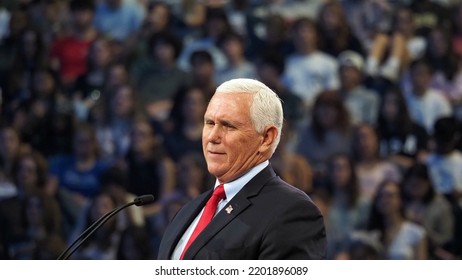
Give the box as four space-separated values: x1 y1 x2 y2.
93 0 144 41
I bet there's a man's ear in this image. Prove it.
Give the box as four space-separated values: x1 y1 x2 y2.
258 125 278 154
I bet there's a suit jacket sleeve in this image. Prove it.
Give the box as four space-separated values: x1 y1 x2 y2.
258 192 326 260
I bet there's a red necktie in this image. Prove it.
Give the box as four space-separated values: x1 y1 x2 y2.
180 184 226 259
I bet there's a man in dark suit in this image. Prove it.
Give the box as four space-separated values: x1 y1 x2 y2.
158 78 326 260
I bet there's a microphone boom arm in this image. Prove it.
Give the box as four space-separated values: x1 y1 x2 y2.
57 194 154 260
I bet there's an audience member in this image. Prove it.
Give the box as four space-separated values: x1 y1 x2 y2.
100 166 145 229
131 31 190 121
271 124 314 195
92 84 138 162
256 51 304 128
72 38 115 121
425 117 462 206
189 49 218 98
49 0 97 89
337 50 379 125
69 192 122 259
404 59 452 134
402 163 454 258
246 13 294 59
47 122 109 233
283 17 339 112
116 225 153 259
295 91 353 183
365 7 425 82
367 180 428 259
323 153 370 259
317 0 364 57
177 7 230 72
424 26 462 106
377 86 428 170
352 123 401 203
163 86 208 162
123 119 176 218
93 0 144 42
215 31 256 84
7 193 65 259
132 1 174 61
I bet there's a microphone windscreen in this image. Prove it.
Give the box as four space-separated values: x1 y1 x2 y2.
134 194 155 206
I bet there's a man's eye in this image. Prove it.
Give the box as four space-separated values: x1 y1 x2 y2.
224 123 235 129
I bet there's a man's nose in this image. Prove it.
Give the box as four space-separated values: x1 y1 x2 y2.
206 125 222 143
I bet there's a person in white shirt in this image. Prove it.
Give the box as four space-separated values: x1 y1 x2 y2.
426 117 462 207
404 59 452 134
282 17 339 112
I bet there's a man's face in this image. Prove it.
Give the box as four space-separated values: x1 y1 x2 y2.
202 92 264 183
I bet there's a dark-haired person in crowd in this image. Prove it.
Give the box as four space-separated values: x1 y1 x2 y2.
282 17 339 113
425 117 462 206
0 9 29 105
246 14 294 59
317 0 364 57
323 153 370 259
131 31 191 121
72 38 115 121
423 26 462 104
49 0 98 90
100 166 145 229
256 51 305 128
365 6 425 83
124 119 176 208
47 123 109 235
1 151 65 259
116 225 153 259
295 91 353 184
7 193 66 259
271 124 314 195
163 86 208 162
131 1 174 62
367 180 427 259
177 7 230 72
69 192 122 259
404 58 452 134
93 0 144 42
451 2 462 58
6 28 48 103
189 49 218 98
377 86 428 171
352 123 401 203
215 31 256 85
91 84 138 162
0 127 23 200
123 118 176 251
402 163 454 259
17 68 72 157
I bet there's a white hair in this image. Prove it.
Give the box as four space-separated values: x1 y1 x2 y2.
215 78 283 153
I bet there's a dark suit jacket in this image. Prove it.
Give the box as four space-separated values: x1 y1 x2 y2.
157 165 326 260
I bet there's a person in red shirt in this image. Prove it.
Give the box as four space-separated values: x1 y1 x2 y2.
50 0 97 90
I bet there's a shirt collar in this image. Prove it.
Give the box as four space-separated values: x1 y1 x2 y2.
213 160 269 202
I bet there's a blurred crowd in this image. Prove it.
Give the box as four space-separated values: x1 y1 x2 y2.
1 0 462 260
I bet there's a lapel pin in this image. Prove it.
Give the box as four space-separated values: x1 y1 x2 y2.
225 205 233 214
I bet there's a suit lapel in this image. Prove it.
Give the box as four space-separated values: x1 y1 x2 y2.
160 190 213 259
182 165 277 259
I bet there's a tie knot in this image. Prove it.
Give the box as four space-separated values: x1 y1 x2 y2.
213 184 226 200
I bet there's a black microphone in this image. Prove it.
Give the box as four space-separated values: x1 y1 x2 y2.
57 194 155 260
